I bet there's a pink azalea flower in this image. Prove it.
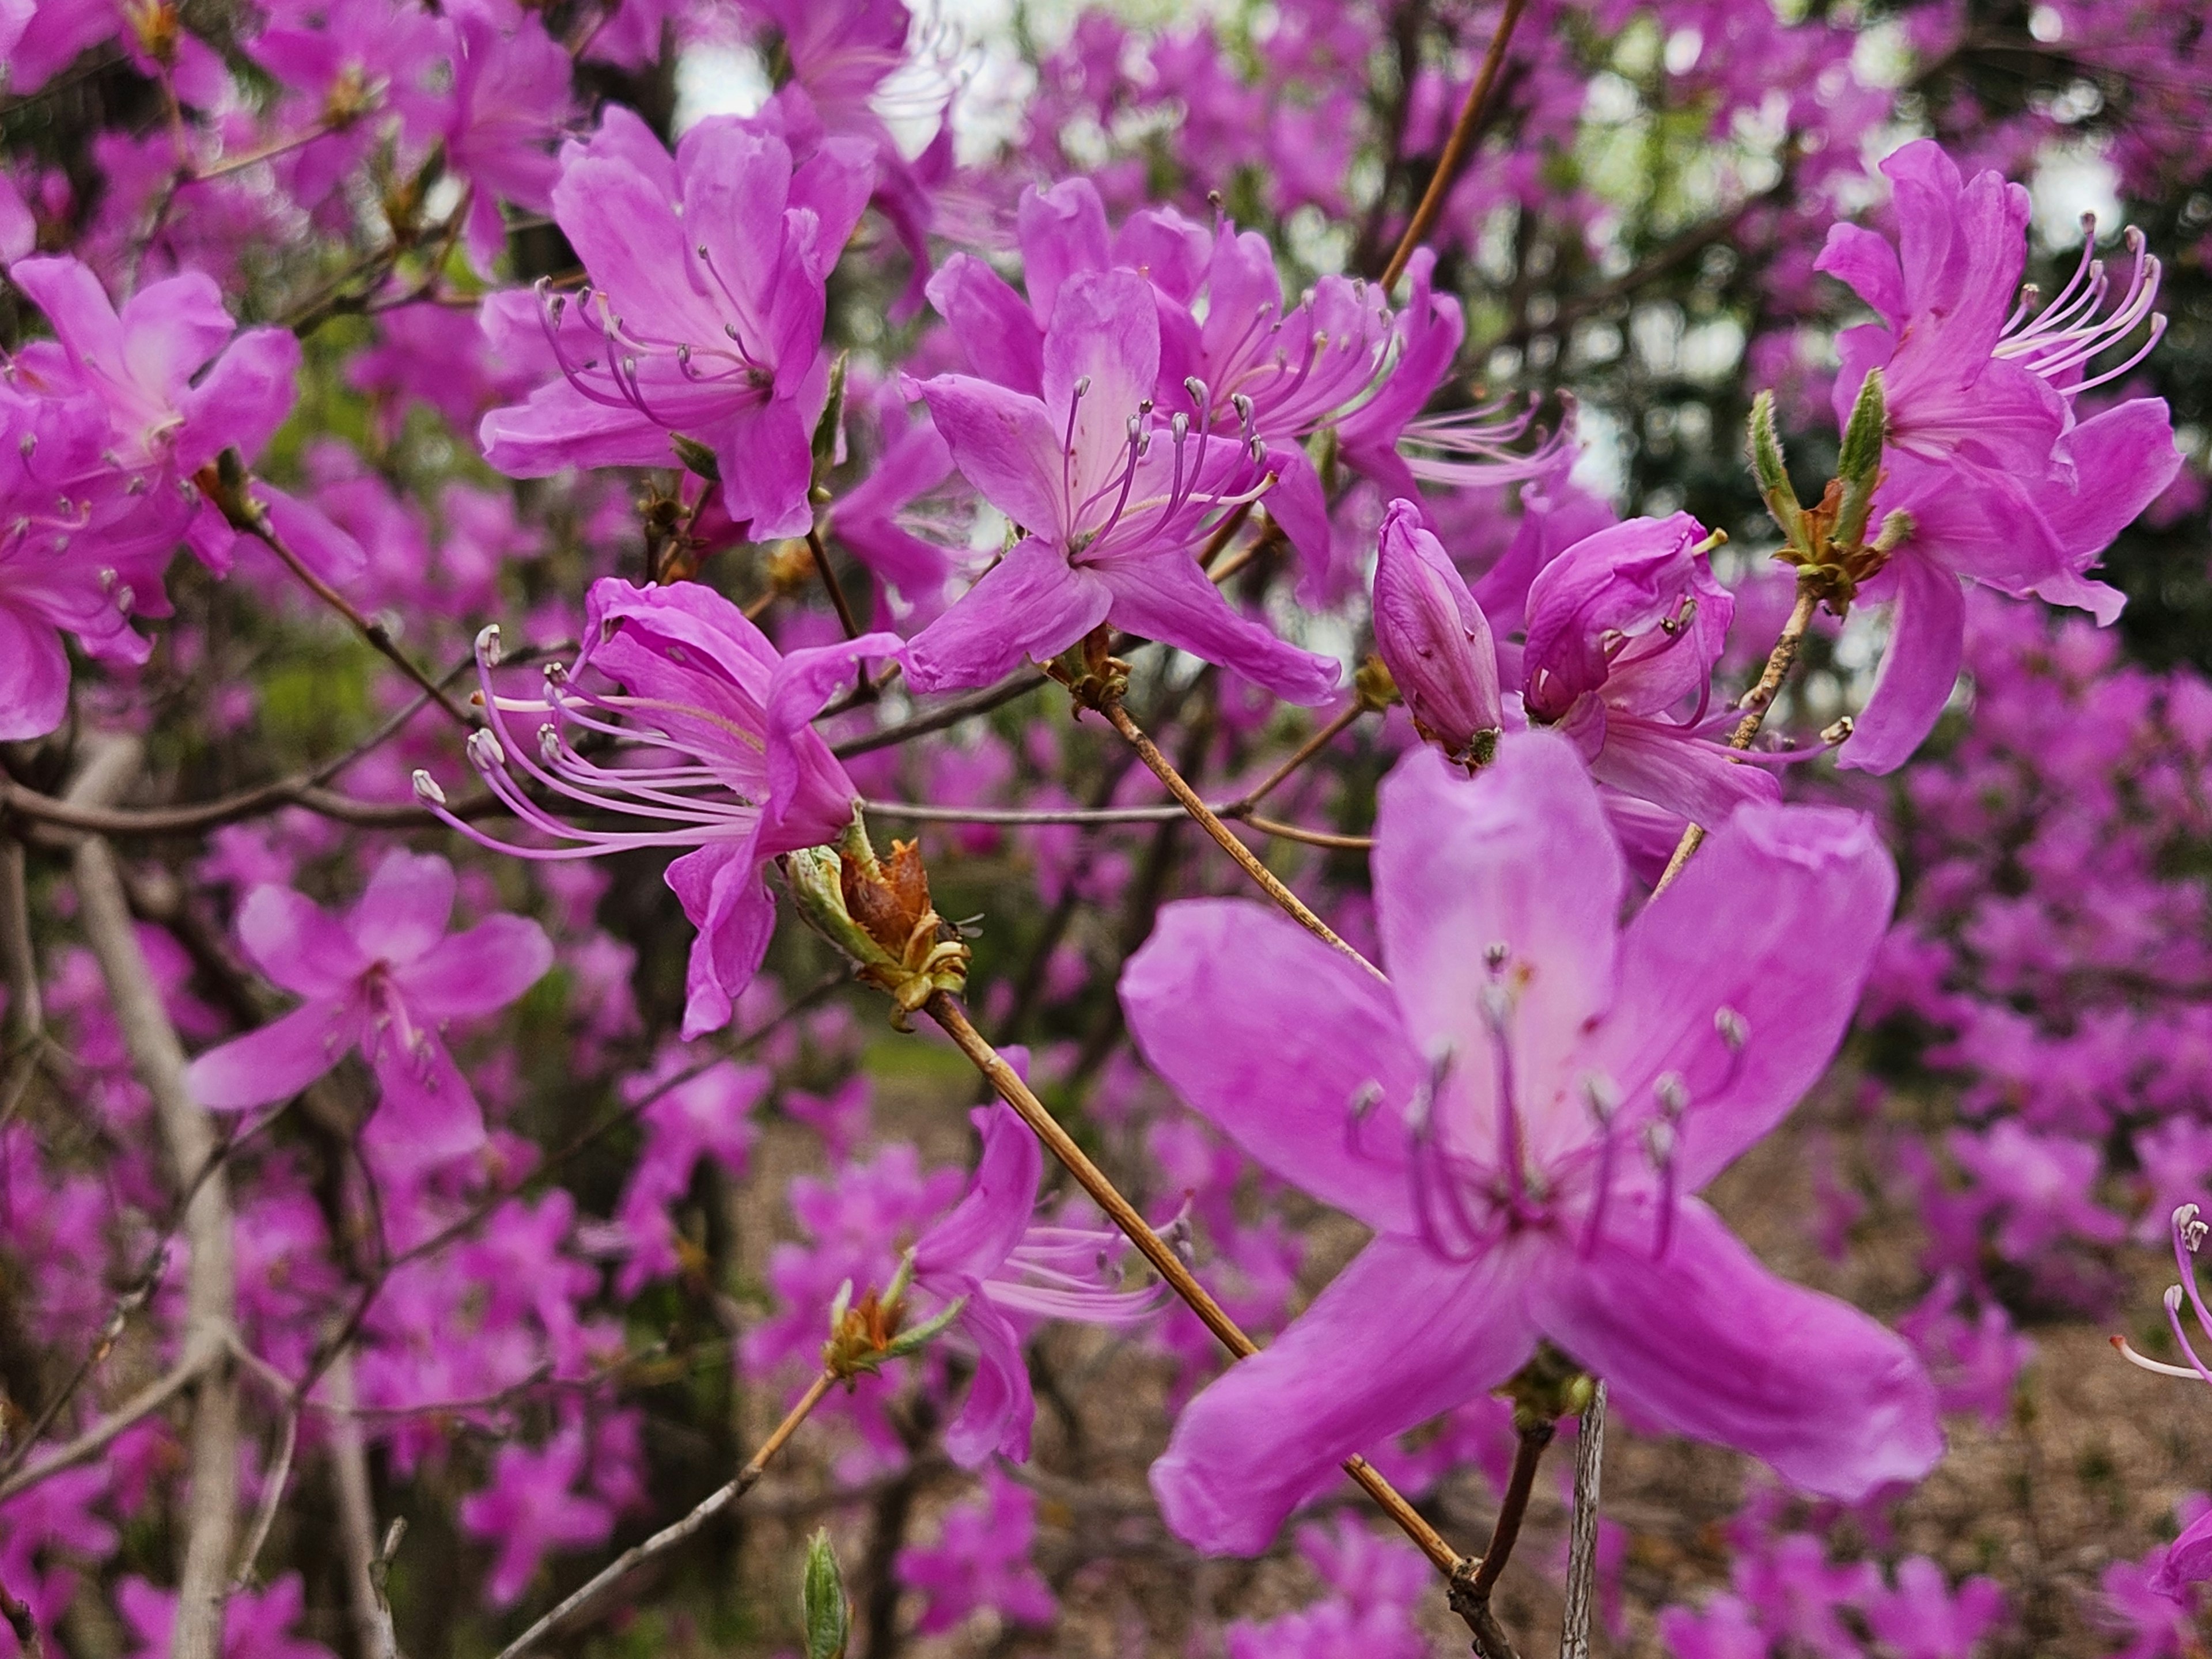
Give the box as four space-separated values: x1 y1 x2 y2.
420 577 901 1037
1814 139 2180 773
437 0 573 268
911 1103 1158 1466
115 1573 334 1659
458 1426 615 1605
893 1467 1056 1635
477 108 874 541
183 850 553 1176
6 253 361 582
903 267 1339 702
1518 513 1781 827
1121 734 1941 1554
1864 1555 2008 1658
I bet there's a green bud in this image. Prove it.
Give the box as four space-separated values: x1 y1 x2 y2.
1747 392 1805 552
801 1531 849 1659
812 353 849 481
1837 368 1888 486
785 843 884 971
669 433 721 482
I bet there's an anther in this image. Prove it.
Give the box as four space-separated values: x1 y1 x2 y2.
1714 1006 1748 1050
411 771 446 806
476 622 504 665
467 730 507 770
1654 1072 1689 1118
2178 1203 2207 1254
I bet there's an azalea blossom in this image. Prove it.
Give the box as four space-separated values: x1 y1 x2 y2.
478 108 874 541
1121 734 1940 1553
904 267 1340 701
1370 497 1501 765
416 576 902 1037
1517 512 1781 827
1814 138 2179 773
184 850 553 1176
911 1101 1159 1466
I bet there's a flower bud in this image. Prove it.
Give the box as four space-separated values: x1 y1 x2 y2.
802 1531 850 1659
1371 499 1502 767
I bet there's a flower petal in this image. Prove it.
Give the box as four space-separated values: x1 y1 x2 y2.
1094 548 1340 705
1151 1232 1537 1556
910 373 1065 538
349 850 458 966
363 1026 488 1177
902 538 1109 695
941 1298 1035 1468
915 1104 1041 1289
186 998 360 1111
397 915 555 1021
1589 802 1895 1187
1532 1194 1941 1501
1836 549 1964 775
1374 736 1622 1158
925 253 1045 396
236 885 369 996
1121 898 1419 1232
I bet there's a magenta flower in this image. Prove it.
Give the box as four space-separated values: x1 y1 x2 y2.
0 385 171 738
1814 139 2179 773
419 577 901 1036
1518 513 1779 827
184 850 553 1176
115 1573 334 1659
1121 734 1940 1554
478 109 873 541
1370 497 1501 765
438 0 573 268
894 1467 1057 1635
2153 1502 2212 1603
904 267 1339 702
912 1103 1158 1466
5 254 358 580
459 1426 615 1606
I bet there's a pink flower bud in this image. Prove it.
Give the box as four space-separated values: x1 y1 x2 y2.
1372 498 1502 764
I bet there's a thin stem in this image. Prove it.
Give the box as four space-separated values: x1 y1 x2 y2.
858 799 1370 851
1651 585 1820 897
1449 1416 1555 1659
187 122 332 183
1380 0 1533 290
923 994 1468 1585
1099 696 1384 980
233 501 475 728
1229 702 1368 810
806 526 865 641
488 1372 835 1659
0 1350 209 1502
0 838 40 1044
832 671 1050 759
1559 1384 1606 1659
230 1402 300 1589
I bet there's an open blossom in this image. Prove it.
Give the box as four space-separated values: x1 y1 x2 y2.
1815 139 2179 773
1122 734 1940 1554
458 1426 615 1605
911 1102 1158 1466
419 577 902 1037
0 384 172 738
927 178 1555 604
1518 513 1778 827
5 254 360 582
904 267 1340 702
1370 498 1501 764
184 850 552 1176
894 1467 1058 1635
478 108 873 540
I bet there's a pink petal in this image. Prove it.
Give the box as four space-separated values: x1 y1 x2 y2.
1016 177 1109 321
0 604 71 741
1373 736 1621 1153
1836 550 1963 775
1151 1232 1538 1555
1812 222 1907 329
236 885 369 996
396 915 554 1021
1094 548 1340 706
1121 899 1418 1232
915 1104 1041 1288
940 1298 1035 1468
664 840 776 1039
1590 802 1895 1188
911 375 1066 539
1042 270 1161 512
925 253 1044 396
176 327 302 471
1532 1194 1941 1501
901 538 1110 695
362 1025 488 1177
185 998 361 1111
349 850 457 966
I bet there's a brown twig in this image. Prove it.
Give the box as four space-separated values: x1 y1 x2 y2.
1651 586 1819 896
1380 0 1533 290
806 527 865 640
1097 696 1384 980
831 671 1050 759
1558 1384 1606 1659
1449 1416 1555 1659
923 994 1467 1587
488 1372 836 1659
